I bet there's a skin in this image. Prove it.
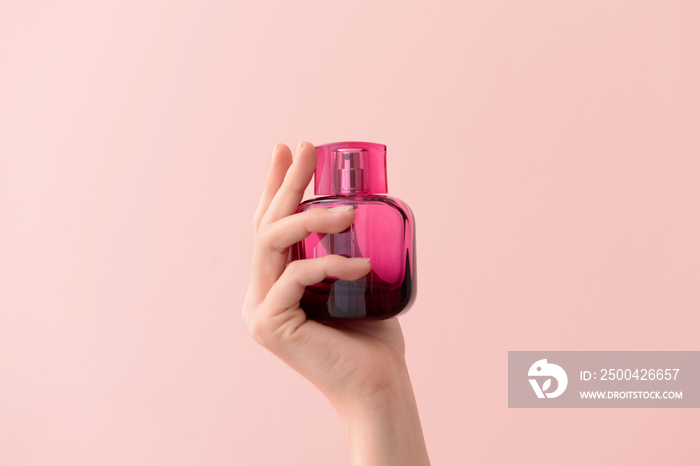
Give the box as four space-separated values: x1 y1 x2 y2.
242 141 430 466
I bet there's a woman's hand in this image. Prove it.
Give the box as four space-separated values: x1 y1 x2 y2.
242 141 430 466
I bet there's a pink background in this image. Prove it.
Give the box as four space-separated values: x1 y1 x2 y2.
1 1 699 465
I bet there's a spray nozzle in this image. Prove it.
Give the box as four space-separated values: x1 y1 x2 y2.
313 141 388 195
334 148 365 193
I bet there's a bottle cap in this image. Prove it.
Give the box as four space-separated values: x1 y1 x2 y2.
313 141 388 195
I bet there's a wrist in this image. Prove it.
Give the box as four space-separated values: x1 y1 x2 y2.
336 362 430 466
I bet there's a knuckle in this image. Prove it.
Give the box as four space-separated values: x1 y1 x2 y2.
254 226 274 249
284 259 304 275
255 224 288 254
244 313 272 346
322 254 341 267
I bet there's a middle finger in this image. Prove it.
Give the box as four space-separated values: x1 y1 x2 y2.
259 141 317 227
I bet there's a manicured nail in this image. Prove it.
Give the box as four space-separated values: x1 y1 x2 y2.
349 257 371 265
329 205 353 213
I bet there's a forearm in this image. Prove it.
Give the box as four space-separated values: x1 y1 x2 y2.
337 363 430 466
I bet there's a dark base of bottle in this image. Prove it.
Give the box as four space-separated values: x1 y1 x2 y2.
300 270 414 320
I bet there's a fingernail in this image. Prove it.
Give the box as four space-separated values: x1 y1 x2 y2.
329 205 353 213
349 257 371 265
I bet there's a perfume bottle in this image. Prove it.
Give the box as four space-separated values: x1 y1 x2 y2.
291 141 416 320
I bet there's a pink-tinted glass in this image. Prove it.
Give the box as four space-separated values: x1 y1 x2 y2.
291 141 416 320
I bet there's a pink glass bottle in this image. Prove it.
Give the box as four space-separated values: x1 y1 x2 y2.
291 141 416 320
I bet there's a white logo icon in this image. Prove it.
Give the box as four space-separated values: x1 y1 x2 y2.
528 359 568 399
